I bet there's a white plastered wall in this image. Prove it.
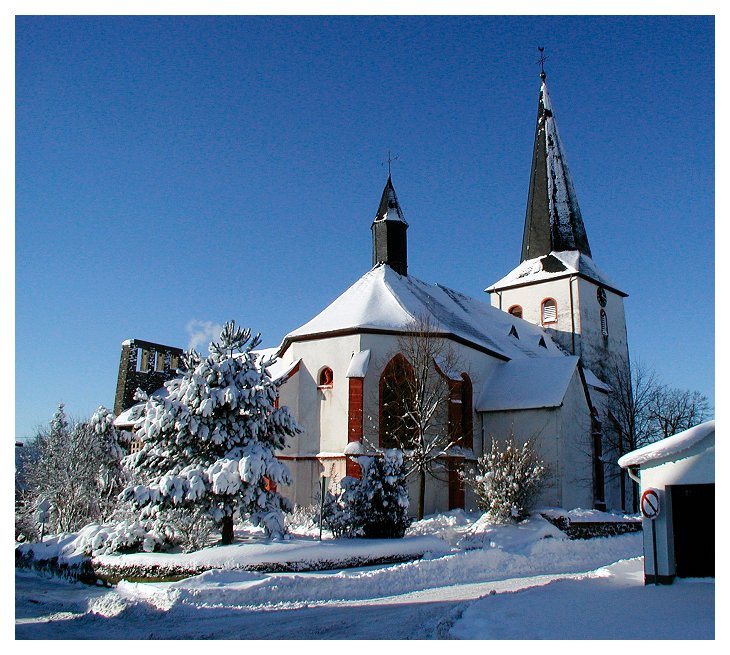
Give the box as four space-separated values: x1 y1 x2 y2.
479 368 596 510
274 334 361 507
575 277 629 382
490 276 579 359
490 276 629 386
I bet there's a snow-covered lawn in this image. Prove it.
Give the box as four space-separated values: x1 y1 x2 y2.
15 510 714 640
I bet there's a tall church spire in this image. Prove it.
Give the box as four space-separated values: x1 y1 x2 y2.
521 71 592 262
371 175 408 275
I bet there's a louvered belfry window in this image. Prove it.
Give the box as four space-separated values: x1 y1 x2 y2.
541 298 557 324
600 309 609 337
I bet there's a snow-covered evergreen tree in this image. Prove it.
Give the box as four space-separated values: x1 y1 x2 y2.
122 321 301 543
20 404 129 536
348 450 410 539
89 405 131 517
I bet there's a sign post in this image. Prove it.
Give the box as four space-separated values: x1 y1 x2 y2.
35 497 51 543
318 476 328 541
641 488 661 585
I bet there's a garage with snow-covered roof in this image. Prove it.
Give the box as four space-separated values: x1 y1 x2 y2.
618 420 715 584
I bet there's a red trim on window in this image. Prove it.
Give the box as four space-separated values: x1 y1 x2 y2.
507 304 523 318
348 378 364 443
318 366 334 388
461 373 473 450
448 459 465 510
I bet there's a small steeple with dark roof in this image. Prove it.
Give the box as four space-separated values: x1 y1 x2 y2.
371 175 408 275
521 66 592 262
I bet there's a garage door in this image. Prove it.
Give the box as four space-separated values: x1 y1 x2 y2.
671 483 714 578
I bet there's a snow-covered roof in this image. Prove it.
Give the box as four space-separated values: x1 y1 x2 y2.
487 251 626 296
617 420 715 469
114 404 145 428
346 350 371 378
114 388 168 427
254 348 301 383
582 368 612 393
284 264 566 361
476 356 580 412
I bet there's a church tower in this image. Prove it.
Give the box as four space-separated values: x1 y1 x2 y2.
487 69 629 383
371 175 408 276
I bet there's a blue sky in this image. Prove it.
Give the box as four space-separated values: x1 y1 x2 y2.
13 13 714 440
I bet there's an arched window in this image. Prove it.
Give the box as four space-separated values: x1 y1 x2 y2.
318 366 334 388
379 355 415 449
600 309 609 337
508 305 523 319
447 373 473 451
460 373 473 450
541 298 558 324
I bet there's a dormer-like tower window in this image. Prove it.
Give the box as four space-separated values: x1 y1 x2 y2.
508 305 523 319
541 298 557 324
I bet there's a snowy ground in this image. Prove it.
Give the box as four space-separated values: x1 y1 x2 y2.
15 510 715 640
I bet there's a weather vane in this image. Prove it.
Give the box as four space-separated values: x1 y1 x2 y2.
537 46 548 80
382 150 399 177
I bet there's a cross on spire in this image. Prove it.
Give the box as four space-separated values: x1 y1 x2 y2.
537 46 547 80
382 150 399 177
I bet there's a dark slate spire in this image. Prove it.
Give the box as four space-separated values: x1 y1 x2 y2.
521 73 592 262
371 175 408 275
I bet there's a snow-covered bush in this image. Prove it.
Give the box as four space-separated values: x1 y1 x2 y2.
163 507 216 553
285 504 319 533
121 321 301 544
348 450 411 539
320 477 360 538
467 437 546 523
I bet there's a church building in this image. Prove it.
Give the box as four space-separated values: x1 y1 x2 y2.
264 69 628 515
114 69 629 516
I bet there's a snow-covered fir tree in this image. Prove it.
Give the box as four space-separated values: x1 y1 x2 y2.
122 321 301 543
348 449 410 538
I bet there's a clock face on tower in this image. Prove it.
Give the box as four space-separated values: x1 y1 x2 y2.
597 287 607 307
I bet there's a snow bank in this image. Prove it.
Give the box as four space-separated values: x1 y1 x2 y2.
540 507 640 523
109 517 640 610
94 534 448 573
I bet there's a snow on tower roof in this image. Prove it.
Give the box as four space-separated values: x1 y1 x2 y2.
487 250 627 296
374 175 407 224
476 355 580 411
284 264 565 360
617 420 715 469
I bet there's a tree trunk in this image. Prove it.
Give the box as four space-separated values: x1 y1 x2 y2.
220 515 234 545
418 467 426 521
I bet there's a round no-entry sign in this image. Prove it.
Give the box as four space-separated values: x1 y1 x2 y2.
641 488 660 519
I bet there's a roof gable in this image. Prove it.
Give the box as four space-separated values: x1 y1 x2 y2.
487 250 627 297
475 355 580 411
